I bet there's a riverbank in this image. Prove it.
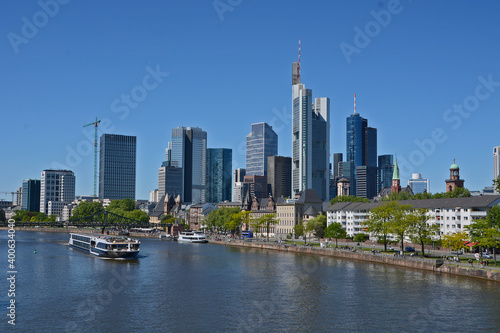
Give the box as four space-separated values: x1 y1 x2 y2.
0 226 163 238
210 239 500 282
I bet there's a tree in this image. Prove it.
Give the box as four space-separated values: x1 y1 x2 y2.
466 216 500 264
330 195 369 205
442 231 468 258
324 222 346 247
382 191 413 201
0 209 5 223
407 208 440 256
71 201 104 221
353 233 369 243
364 202 401 251
306 214 327 240
230 210 252 236
205 207 239 232
251 213 278 241
388 203 413 253
294 223 304 240
493 175 500 193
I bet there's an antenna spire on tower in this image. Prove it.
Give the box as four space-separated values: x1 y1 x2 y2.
354 93 357 114
298 39 301 80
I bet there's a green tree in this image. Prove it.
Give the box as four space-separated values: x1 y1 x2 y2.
407 208 440 256
442 231 468 258
0 209 5 223
71 201 105 221
466 217 500 263
106 198 136 212
230 210 252 236
324 222 346 247
388 202 413 253
382 191 414 201
364 202 400 251
493 175 500 193
306 214 327 240
205 207 239 232
432 187 471 199
251 213 278 241
294 223 304 240
330 195 370 205
353 233 369 243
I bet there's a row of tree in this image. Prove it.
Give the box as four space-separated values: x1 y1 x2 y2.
10 210 57 222
70 199 149 223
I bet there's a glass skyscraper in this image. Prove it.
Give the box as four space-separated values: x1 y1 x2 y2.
40 169 75 216
170 126 207 204
246 123 278 177
206 148 232 203
99 134 136 200
22 179 40 212
378 154 394 193
292 57 330 201
408 173 430 194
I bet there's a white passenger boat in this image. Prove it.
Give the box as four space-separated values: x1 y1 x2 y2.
177 231 208 243
69 233 140 258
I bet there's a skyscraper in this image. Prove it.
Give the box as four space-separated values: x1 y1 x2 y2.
246 122 278 176
206 148 232 203
99 134 136 200
346 96 377 198
267 156 291 199
40 169 75 216
158 163 183 199
408 173 430 194
169 126 207 204
232 168 246 203
291 43 330 200
378 154 394 193
22 179 40 212
332 153 343 181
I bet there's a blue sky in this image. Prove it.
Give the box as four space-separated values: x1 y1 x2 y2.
1 0 499 200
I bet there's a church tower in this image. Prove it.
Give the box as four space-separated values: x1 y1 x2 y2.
445 159 464 192
391 158 401 194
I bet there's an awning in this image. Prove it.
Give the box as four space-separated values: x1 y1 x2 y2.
465 242 478 247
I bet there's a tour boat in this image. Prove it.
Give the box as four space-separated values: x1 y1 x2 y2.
69 233 140 258
177 231 208 243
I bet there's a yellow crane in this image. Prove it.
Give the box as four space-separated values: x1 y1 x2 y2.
83 117 101 198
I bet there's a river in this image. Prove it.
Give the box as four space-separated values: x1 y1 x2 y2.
1 231 499 332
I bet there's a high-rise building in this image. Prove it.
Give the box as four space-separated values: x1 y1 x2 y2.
378 154 394 193
494 146 500 193
99 134 137 200
291 45 330 201
232 168 246 203
356 165 378 199
246 123 278 177
345 97 377 198
40 169 75 216
206 148 232 203
267 156 291 199
169 126 207 204
22 179 40 212
158 163 183 200
408 173 430 194
243 175 268 199
332 153 343 181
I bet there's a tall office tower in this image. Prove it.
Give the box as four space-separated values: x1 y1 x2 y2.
267 156 292 199
378 154 394 193
206 148 232 203
232 168 246 203
346 95 377 197
356 166 378 199
494 146 500 193
333 153 343 181
40 169 75 216
169 126 207 204
243 175 268 199
158 163 183 199
291 42 330 200
408 173 430 194
246 123 278 176
22 179 40 212
99 134 137 200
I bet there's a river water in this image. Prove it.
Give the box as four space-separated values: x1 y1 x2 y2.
1 231 499 332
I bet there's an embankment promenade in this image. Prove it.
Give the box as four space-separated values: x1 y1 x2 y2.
210 239 500 282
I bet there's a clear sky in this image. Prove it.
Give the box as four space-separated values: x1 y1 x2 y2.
1 0 499 200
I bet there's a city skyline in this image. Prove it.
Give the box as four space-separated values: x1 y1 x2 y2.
2 1 500 199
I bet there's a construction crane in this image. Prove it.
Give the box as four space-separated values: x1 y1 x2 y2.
0 191 17 207
83 117 101 198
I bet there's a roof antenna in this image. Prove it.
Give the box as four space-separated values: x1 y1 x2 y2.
298 39 301 80
354 93 357 114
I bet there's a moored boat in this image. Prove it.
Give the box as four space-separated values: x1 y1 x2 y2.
177 231 208 243
69 233 140 258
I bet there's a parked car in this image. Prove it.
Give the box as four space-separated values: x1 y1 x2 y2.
483 253 493 259
387 245 395 251
451 250 463 255
405 246 415 252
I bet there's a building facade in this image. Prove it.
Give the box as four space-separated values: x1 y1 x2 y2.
40 169 75 217
494 146 500 193
291 55 330 201
445 160 464 192
232 168 246 203
99 134 136 200
206 148 232 203
22 179 40 212
378 154 394 193
267 156 291 199
246 123 277 177
243 175 268 199
169 126 207 204
158 164 183 200
408 173 430 194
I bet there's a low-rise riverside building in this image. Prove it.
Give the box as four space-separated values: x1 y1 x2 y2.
327 195 500 237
